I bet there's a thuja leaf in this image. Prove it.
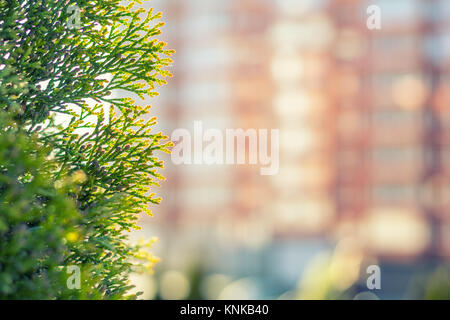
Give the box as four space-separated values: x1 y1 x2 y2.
0 0 173 299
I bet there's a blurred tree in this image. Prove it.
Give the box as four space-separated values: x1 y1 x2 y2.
0 0 172 299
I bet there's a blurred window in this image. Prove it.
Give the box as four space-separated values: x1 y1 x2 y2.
425 33 450 67
178 45 232 71
372 35 419 54
179 187 232 208
372 147 422 163
179 81 231 106
180 14 230 39
371 110 423 127
372 185 418 204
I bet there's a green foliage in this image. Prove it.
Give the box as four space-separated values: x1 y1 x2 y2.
0 114 77 298
423 266 450 300
0 0 172 299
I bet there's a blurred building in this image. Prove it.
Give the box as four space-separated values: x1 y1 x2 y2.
329 0 450 261
132 0 450 299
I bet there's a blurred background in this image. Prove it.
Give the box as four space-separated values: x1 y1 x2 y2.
129 0 450 299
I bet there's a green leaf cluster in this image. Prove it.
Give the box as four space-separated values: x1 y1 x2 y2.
0 0 172 299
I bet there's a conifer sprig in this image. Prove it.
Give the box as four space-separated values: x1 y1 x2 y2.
0 0 172 299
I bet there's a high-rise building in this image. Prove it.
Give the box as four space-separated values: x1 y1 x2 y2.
330 0 450 260
135 0 450 276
